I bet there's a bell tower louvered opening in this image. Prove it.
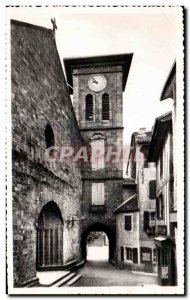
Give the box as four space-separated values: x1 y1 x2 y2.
102 93 110 120
85 94 93 121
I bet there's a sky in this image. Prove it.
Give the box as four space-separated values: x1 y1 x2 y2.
6 6 181 174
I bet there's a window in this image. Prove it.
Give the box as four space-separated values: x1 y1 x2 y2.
149 180 156 199
126 247 133 261
150 212 156 221
150 212 156 226
133 248 138 264
124 215 132 231
156 195 164 220
160 150 163 178
143 211 150 231
85 94 93 121
153 248 157 264
144 211 156 232
91 139 105 170
102 93 110 120
121 247 124 262
45 124 55 148
92 183 104 205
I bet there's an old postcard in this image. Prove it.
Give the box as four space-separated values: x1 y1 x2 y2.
6 5 185 295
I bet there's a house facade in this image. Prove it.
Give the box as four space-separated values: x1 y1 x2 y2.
115 129 157 273
147 61 177 286
148 112 177 286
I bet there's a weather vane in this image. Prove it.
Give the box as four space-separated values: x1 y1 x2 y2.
51 17 57 34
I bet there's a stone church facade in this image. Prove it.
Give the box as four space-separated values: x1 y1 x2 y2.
11 20 83 287
11 19 133 287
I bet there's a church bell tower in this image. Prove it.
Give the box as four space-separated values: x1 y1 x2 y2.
64 54 133 262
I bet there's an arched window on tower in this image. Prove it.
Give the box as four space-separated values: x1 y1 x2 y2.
102 93 110 120
85 94 93 121
90 133 105 170
45 124 55 148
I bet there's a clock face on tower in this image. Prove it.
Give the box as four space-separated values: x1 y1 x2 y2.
88 74 107 92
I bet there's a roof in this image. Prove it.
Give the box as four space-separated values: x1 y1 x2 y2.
113 194 138 214
160 61 176 101
63 53 133 94
123 177 136 186
11 19 52 33
147 111 172 162
126 130 152 174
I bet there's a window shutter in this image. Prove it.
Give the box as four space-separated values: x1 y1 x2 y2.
91 140 98 170
86 94 93 121
102 94 110 120
125 216 132 231
133 248 138 264
143 211 150 231
120 247 124 262
91 140 105 170
92 183 98 205
149 180 156 199
156 198 159 219
97 183 104 205
97 140 105 169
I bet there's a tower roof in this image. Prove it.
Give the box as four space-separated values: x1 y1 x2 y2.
113 194 138 214
63 53 133 94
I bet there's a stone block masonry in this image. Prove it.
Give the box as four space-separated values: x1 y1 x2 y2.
11 20 82 287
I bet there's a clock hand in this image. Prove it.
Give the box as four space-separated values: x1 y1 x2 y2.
92 77 98 84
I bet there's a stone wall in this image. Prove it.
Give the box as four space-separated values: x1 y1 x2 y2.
11 20 82 286
73 66 123 128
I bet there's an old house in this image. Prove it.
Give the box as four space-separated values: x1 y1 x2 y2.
147 62 177 286
114 129 157 272
148 111 176 286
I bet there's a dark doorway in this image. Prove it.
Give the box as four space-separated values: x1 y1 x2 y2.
81 223 116 263
37 201 63 269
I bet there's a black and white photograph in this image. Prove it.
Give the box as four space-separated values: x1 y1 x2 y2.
5 5 184 295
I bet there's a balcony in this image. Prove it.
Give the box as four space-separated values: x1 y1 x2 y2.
157 225 167 235
146 226 156 235
89 205 107 213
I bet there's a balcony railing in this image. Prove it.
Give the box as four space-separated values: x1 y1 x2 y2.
89 205 107 213
146 226 156 235
157 225 167 235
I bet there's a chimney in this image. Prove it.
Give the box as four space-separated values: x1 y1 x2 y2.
139 127 146 134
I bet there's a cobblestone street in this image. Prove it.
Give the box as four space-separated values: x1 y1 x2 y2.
73 235 158 287
73 260 158 287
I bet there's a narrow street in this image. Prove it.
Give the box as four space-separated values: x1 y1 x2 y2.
73 234 158 287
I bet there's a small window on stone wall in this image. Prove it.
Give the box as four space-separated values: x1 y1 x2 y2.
124 215 132 231
126 247 133 261
45 124 55 148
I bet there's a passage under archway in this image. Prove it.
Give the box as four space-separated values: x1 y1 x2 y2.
81 223 116 263
37 201 63 269
86 231 109 261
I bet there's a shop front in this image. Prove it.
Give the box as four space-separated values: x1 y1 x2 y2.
154 236 177 286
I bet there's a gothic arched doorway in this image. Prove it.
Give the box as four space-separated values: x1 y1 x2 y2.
81 223 116 263
37 201 63 269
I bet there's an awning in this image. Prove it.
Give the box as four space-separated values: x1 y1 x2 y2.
154 236 176 248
